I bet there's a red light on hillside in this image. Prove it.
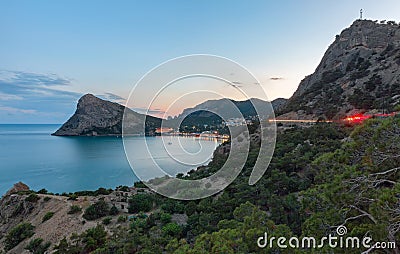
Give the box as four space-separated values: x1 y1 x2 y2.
343 114 371 123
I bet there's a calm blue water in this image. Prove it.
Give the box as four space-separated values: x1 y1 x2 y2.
0 124 218 195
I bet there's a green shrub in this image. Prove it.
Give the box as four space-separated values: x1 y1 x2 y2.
160 199 185 214
42 212 55 222
37 189 48 194
43 196 51 202
25 238 50 254
83 200 110 220
117 215 127 223
128 194 153 213
25 193 40 202
68 205 82 215
102 217 112 225
82 225 107 252
160 213 172 225
161 223 181 236
134 182 147 188
109 205 119 215
68 194 78 201
117 185 130 192
4 222 35 251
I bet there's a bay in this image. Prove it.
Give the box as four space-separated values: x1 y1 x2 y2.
0 124 219 195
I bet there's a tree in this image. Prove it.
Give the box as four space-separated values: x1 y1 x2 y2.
302 118 400 252
25 193 40 202
83 200 110 220
185 201 197 216
162 222 181 236
37 188 48 194
160 212 172 225
128 194 153 213
109 205 119 215
82 225 107 252
5 222 35 251
25 238 51 254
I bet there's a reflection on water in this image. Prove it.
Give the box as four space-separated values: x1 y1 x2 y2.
0 124 219 195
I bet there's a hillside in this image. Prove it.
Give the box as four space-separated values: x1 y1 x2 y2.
52 94 161 136
2 117 399 253
177 97 286 120
280 19 400 120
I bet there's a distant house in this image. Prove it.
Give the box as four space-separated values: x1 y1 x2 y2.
224 118 247 126
155 127 174 134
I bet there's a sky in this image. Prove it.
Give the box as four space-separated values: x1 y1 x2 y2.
1 0 400 123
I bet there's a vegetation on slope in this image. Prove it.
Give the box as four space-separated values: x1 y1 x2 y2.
2 117 399 253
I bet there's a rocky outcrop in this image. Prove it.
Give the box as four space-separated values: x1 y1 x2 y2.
270 98 288 112
280 19 400 119
52 94 161 136
3 182 30 197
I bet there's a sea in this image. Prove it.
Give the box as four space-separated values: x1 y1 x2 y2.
0 124 219 196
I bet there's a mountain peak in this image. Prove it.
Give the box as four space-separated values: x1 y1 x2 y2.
53 94 161 136
79 93 97 101
279 19 400 119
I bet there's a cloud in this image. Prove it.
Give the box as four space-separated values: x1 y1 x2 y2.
97 92 126 102
269 77 284 81
0 70 83 123
229 81 243 88
0 92 23 101
0 106 37 114
0 70 72 87
131 107 166 115
0 70 81 99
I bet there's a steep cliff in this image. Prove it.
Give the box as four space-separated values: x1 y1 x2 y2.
52 94 161 136
280 19 400 119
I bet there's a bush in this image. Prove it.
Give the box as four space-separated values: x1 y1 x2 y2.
109 205 119 215
160 199 185 214
160 213 172 225
25 193 40 202
37 189 48 194
68 205 82 215
117 215 127 223
25 238 51 254
82 225 107 252
42 212 55 222
68 194 78 201
95 187 112 196
83 200 110 220
5 222 35 251
102 217 112 225
128 194 153 213
117 185 130 192
185 201 197 216
162 223 181 236
43 196 51 202
134 182 147 188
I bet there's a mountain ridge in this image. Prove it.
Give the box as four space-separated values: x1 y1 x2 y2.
53 94 287 136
